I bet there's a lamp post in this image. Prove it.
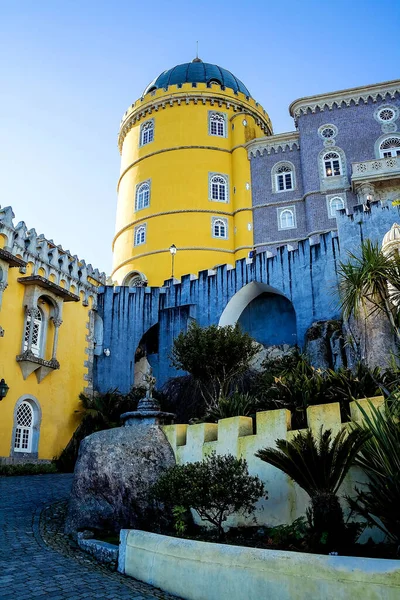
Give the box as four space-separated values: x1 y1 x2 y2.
169 244 177 279
0 378 9 400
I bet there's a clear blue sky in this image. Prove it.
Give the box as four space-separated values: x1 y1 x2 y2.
1 0 399 274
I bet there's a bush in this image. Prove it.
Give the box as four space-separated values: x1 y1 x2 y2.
152 452 265 539
0 463 58 476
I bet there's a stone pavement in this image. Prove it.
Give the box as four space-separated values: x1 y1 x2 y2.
0 474 180 600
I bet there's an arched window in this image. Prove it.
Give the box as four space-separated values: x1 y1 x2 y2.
134 225 146 246
140 120 154 146
329 196 344 217
280 209 295 229
379 137 400 158
14 402 34 452
135 181 150 210
23 308 42 357
209 112 226 137
123 271 146 287
323 152 342 177
212 218 228 239
210 174 228 202
273 163 295 192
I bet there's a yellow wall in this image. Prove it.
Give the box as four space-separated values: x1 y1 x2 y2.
112 83 271 286
0 263 95 462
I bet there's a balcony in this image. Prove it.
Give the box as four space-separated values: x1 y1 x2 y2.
352 156 400 187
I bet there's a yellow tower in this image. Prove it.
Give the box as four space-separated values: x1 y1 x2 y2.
112 59 272 286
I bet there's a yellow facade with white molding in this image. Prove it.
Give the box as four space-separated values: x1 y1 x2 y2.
112 61 272 286
0 206 105 462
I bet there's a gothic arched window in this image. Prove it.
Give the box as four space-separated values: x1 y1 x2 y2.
14 401 34 452
210 174 228 202
134 225 146 246
323 151 342 177
379 136 400 158
272 162 295 192
279 209 295 229
329 196 345 217
23 308 43 357
140 120 154 146
212 218 228 239
209 112 226 137
135 181 150 211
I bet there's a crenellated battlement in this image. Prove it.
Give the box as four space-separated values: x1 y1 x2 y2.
163 398 383 464
162 398 383 528
0 205 106 305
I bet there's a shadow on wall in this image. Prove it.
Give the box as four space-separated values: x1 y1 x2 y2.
238 292 297 347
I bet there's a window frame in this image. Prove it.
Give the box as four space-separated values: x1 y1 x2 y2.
271 161 296 193
134 224 147 246
23 307 44 357
277 206 296 231
135 180 151 211
208 111 227 138
323 151 342 177
378 136 400 158
212 217 228 239
14 401 34 453
11 396 42 458
139 119 155 147
209 173 229 203
328 195 345 218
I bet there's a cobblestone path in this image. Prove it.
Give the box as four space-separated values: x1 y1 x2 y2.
0 474 179 600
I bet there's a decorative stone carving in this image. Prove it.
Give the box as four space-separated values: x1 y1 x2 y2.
247 132 300 158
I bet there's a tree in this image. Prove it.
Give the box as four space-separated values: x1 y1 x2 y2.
170 322 258 407
255 427 370 551
152 452 265 539
338 239 400 343
348 399 400 545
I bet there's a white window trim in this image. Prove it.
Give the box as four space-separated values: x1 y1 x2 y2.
11 396 42 457
209 173 229 203
139 119 155 147
277 206 297 231
326 193 346 219
377 135 400 158
23 307 46 358
374 104 399 124
135 180 151 211
318 146 348 191
211 216 228 239
134 224 147 246
208 111 227 138
271 161 296 193
318 123 338 141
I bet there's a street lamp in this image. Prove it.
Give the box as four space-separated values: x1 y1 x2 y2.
169 244 177 279
0 378 9 400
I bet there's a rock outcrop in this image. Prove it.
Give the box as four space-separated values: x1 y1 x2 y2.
305 320 346 370
65 424 175 535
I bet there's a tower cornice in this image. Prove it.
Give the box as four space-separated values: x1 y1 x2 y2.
246 131 299 157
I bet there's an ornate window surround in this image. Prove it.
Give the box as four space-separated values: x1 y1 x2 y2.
374 133 400 158
211 217 228 239
134 224 147 246
208 111 227 138
277 206 297 231
135 180 151 211
318 146 348 192
326 193 346 219
122 271 147 287
139 119 155 147
271 161 296 193
209 173 229 203
374 104 399 125
10 395 42 459
318 124 338 142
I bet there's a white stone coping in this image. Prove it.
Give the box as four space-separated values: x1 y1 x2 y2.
119 529 400 600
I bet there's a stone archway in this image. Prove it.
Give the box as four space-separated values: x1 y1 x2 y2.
218 281 297 347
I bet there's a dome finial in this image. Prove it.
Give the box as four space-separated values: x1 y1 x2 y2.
192 40 202 63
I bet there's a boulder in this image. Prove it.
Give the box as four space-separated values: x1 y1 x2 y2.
305 320 346 370
65 424 175 535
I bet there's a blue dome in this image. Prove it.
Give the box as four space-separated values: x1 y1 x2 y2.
143 59 251 97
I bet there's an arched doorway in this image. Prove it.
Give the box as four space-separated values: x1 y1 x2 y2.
219 282 297 346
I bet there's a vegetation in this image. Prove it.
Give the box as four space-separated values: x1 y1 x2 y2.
255 427 370 552
0 462 58 476
170 322 258 408
348 398 400 546
338 239 400 342
152 452 265 540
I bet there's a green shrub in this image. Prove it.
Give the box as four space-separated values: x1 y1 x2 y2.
0 463 58 476
152 452 265 539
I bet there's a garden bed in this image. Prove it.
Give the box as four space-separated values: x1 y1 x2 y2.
118 529 400 600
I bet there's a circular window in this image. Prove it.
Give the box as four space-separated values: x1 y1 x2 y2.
318 124 338 141
378 108 395 122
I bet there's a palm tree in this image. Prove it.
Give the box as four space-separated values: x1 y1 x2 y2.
348 399 400 545
338 239 400 343
255 427 370 551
